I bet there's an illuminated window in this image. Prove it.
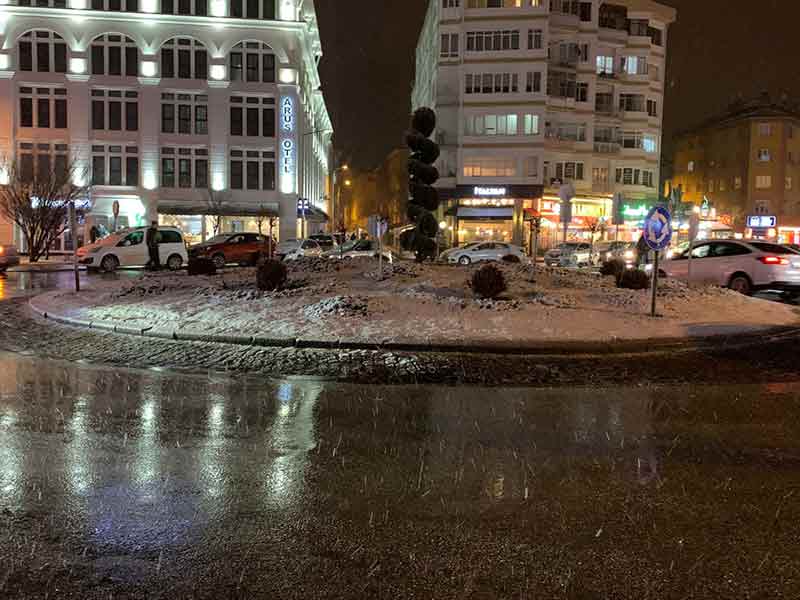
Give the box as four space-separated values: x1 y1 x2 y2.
230 42 275 83
755 175 772 189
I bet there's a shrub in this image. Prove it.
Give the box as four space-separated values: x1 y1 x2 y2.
187 257 216 276
600 258 625 280
618 269 651 290
501 254 521 264
256 259 288 291
470 263 507 299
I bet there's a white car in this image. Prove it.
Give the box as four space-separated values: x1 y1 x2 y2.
544 243 593 268
282 239 323 261
323 239 393 263
446 242 526 265
660 240 800 296
77 227 188 272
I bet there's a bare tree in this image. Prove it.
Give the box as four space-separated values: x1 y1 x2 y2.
205 187 231 237
0 159 90 263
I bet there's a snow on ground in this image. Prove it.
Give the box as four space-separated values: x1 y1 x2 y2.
36 258 800 344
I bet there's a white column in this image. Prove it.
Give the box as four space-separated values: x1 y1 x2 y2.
138 77 161 222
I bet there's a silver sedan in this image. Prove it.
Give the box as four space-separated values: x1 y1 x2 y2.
445 242 526 265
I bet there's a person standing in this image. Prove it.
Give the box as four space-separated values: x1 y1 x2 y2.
146 221 161 270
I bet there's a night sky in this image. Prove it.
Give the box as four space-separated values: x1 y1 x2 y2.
316 0 798 170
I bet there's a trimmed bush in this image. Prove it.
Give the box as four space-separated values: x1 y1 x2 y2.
470 263 507 299
600 258 625 280
187 257 216 276
501 254 522 264
618 268 651 290
256 259 288 291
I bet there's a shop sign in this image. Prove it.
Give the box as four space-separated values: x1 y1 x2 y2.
747 215 777 228
473 186 507 197
623 204 650 219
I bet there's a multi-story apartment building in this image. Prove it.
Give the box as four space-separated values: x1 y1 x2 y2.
0 0 332 248
671 96 800 244
413 0 675 248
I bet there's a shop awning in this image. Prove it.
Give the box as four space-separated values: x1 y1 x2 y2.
297 206 329 222
158 202 280 217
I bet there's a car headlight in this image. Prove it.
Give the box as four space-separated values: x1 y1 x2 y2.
606 252 613 260
624 250 635 259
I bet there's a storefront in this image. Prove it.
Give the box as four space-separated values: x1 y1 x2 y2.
535 195 614 250
158 202 281 246
440 185 543 248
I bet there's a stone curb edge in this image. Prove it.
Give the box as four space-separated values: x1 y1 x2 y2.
27 294 800 358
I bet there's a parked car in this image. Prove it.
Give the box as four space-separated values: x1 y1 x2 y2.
596 241 637 266
77 226 188 272
660 239 800 296
445 242 526 265
189 232 270 269
544 243 593 268
282 239 324 261
323 239 393 263
308 234 339 251
438 242 481 262
0 244 20 272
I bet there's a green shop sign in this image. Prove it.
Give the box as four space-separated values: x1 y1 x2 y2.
622 204 650 219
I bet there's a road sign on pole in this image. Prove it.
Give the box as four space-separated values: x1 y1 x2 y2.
643 206 672 318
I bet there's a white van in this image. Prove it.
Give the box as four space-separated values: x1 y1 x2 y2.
77 226 188 272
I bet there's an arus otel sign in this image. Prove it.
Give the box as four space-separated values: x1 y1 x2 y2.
280 96 296 194
644 206 673 251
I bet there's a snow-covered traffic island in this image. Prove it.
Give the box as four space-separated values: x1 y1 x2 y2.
31 259 800 348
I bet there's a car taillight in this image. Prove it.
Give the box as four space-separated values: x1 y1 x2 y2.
758 256 790 266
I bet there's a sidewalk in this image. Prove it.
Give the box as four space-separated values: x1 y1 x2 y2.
8 255 86 273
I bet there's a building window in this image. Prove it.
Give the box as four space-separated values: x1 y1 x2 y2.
229 96 276 137
90 35 138 77
440 33 459 58
755 175 772 189
443 0 460 7
464 114 518 136
527 29 542 50
230 0 276 19
18 31 67 73
91 144 138 186
592 167 608 184
619 93 645 112
718 179 726 192
462 157 516 178
647 99 658 117
596 55 614 76
229 149 276 191
734 175 742 190
161 0 208 14
787 176 793 191
90 0 139 9
754 200 770 215
161 38 208 80
688 160 695 173
707 180 714 193
575 82 588 103
547 122 586 142
465 30 520 52
555 161 584 181
615 167 652 187
91 90 138 132
465 72 519 94
160 148 208 188
19 0 68 6
759 123 772 137
524 156 539 177
523 114 539 135
525 71 542 93
758 148 771 162
621 56 647 75
161 93 208 135
17 143 69 183
229 42 275 83
19 87 67 129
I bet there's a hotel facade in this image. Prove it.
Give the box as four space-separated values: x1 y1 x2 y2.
0 0 331 247
413 0 676 249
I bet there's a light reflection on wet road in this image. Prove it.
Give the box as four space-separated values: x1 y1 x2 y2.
1 352 800 598
0 270 140 300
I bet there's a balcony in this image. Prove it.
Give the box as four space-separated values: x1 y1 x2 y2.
594 103 619 117
597 71 618 81
548 56 579 70
593 142 620 154
548 95 577 109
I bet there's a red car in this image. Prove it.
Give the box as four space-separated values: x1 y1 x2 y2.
189 233 272 268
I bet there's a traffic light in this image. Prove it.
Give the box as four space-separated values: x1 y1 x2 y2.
401 107 440 261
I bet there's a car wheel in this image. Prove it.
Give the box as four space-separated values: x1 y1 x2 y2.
458 256 471 266
728 273 753 296
167 254 183 271
101 255 119 273
212 253 226 270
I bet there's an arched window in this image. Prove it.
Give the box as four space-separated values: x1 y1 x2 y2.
161 0 208 16
90 0 139 10
91 35 139 77
18 31 67 74
229 42 275 83
230 0 275 19
161 38 208 80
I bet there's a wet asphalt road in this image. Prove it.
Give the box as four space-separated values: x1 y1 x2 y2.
1 354 800 598
1 271 800 598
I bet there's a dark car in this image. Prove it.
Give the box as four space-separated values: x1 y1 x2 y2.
189 233 271 269
0 244 20 272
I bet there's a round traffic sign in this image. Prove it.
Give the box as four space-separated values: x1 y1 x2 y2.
643 206 673 251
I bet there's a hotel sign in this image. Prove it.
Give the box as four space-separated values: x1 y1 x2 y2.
746 215 777 228
280 95 296 194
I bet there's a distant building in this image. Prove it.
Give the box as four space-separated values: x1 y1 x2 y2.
412 0 676 249
671 96 800 243
340 149 408 234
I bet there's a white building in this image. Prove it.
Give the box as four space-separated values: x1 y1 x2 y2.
413 0 676 248
0 0 332 247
